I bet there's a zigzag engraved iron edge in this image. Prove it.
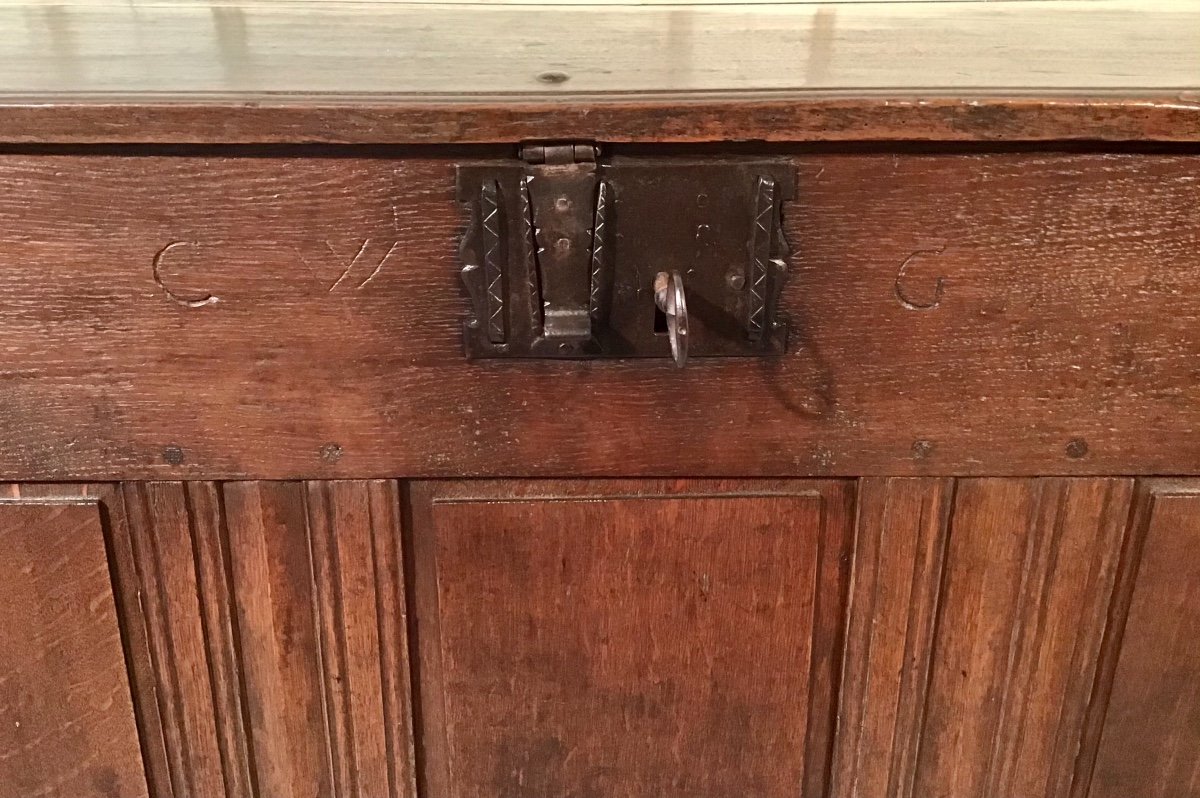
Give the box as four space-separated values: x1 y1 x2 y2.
521 176 543 335
747 175 776 342
480 179 507 343
589 180 609 320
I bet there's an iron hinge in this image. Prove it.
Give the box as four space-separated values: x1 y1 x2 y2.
519 142 598 166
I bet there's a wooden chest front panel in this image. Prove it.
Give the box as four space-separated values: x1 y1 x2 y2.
1 141 1199 798
0 481 418 798
1086 481 1200 798
2 150 1200 478
408 480 853 798
4 1 1200 792
837 478 1135 798
2 478 1196 798
0 496 148 798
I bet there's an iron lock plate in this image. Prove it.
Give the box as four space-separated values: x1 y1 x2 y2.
457 145 794 361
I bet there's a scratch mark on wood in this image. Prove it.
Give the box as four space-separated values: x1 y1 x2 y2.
895 245 948 311
329 239 372 292
152 241 219 308
357 242 398 289
326 239 399 292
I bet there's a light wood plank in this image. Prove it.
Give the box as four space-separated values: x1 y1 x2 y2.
0 1 1197 102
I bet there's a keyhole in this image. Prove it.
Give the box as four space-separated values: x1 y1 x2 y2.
654 303 669 334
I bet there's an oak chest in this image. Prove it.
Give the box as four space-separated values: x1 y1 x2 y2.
1 2 1199 797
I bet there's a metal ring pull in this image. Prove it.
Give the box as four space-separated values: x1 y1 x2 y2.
654 271 689 368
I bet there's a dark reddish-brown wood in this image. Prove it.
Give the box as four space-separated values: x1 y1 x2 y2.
1084 480 1200 798
2 151 1200 479
0 497 149 798
832 477 954 798
114 480 418 798
408 479 854 798
912 479 1133 798
223 480 416 798
0 475 1194 798
2 12 1200 788
0 480 419 798
0 483 173 797
833 478 1135 798
2 97 1199 146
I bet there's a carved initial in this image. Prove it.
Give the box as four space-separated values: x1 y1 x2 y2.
152 241 219 308
895 245 948 311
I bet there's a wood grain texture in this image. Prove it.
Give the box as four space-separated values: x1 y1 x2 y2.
296 480 416 798
118 480 417 798
123 481 255 798
1 97 1198 146
911 478 1133 798
1 1 1199 143
409 479 854 798
3 152 1200 478
0 497 148 798
0 475 1191 796
221 481 331 798
832 477 954 798
1084 480 1200 798
0 483 173 797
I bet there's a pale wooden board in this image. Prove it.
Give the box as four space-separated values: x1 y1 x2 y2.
0 0 1103 6
0 1 1196 100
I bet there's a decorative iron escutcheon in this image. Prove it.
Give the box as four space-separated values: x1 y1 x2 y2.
457 144 793 364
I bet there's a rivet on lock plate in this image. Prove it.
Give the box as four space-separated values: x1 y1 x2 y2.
457 142 793 366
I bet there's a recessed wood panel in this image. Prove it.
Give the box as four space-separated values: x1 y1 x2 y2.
913 479 1133 798
410 479 853 798
223 480 416 798
832 477 954 798
122 481 255 798
0 483 173 796
0 499 148 798
832 478 1135 798
1086 481 1200 798
3 153 1200 478
119 480 418 798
